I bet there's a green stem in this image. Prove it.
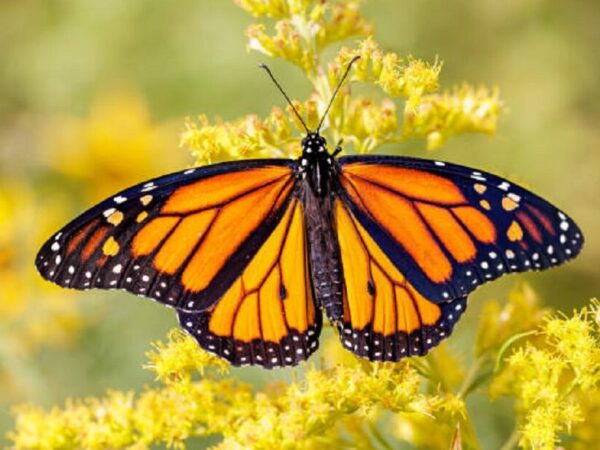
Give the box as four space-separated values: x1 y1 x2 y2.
455 357 492 450
423 353 484 449
494 330 537 373
458 356 486 399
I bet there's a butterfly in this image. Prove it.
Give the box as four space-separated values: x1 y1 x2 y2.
36 57 584 368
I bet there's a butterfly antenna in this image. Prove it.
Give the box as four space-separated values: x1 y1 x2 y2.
259 63 310 134
316 55 361 133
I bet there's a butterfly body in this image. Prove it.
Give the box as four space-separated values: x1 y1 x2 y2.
296 133 345 321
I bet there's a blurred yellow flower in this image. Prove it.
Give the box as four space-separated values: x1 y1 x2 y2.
491 301 600 450
41 87 185 203
402 84 501 150
476 282 547 358
0 184 93 419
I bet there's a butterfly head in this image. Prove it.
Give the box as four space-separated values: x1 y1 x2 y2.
301 133 328 155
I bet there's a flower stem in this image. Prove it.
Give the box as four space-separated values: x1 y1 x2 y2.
458 356 486 399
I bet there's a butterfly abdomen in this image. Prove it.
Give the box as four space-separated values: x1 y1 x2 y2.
301 180 344 320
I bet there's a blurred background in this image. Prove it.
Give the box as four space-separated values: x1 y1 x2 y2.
0 0 598 447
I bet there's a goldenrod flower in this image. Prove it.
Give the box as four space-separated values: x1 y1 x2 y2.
491 301 600 450
185 8 500 164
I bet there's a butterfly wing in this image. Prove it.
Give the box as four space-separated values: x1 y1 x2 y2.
178 199 321 368
36 159 297 312
334 199 466 361
337 155 584 303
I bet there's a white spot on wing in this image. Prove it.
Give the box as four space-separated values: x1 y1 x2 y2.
103 208 116 217
508 192 521 202
141 182 156 192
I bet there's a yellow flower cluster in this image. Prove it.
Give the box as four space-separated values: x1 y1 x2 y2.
184 2 500 164
239 0 371 75
146 329 230 381
491 300 600 450
10 292 600 449
180 109 303 165
10 330 460 449
402 84 501 150
335 38 441 105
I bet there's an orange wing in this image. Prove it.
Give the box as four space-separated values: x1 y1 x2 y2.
36 161 297 312
338 156 583 303
178 199 320 367
334 200 466 361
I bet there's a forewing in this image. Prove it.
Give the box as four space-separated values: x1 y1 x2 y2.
178 199 321 368
338 155 583 303
36 160 296 311
334 200 466 361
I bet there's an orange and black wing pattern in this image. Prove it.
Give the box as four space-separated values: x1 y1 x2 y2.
337 155 584 304
178 199 321 368
334 199 466 361
36 160 297 312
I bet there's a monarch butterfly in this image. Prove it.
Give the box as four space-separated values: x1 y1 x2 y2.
36 57 584 368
